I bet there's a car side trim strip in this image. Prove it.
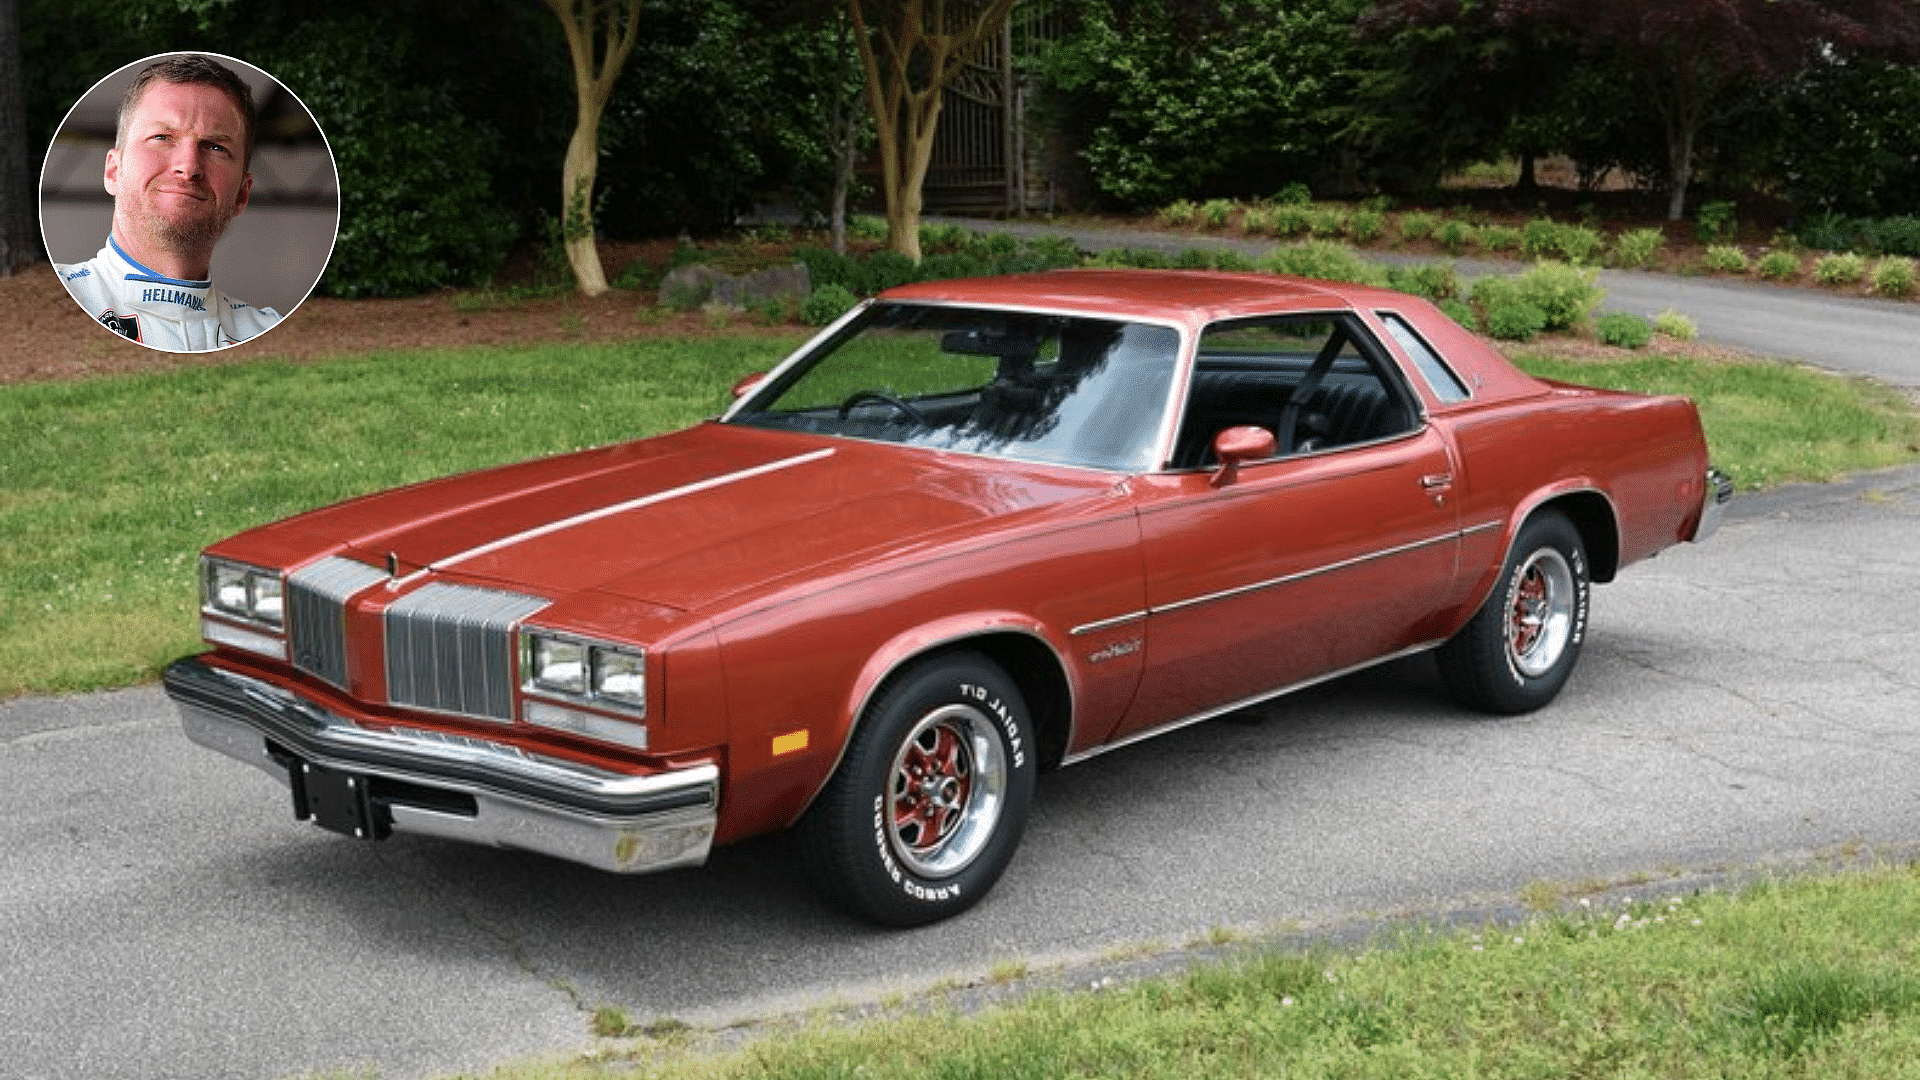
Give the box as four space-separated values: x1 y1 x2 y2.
394 448 836 588
1061 640 1445 766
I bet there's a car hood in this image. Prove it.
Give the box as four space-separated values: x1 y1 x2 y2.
239 424 1121 613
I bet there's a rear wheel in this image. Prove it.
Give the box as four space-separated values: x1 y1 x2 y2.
797 651 1036 926
1438 511 1591 714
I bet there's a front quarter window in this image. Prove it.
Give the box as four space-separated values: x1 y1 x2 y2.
727 303 1181 473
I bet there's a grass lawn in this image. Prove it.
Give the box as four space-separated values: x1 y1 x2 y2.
1 333 1915 697
464 863 1920 1079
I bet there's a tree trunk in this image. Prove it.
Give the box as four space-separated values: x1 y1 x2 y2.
544 0 642 297
0 0 40 276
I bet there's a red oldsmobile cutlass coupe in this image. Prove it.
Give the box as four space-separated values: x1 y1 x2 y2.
166 269 1730 925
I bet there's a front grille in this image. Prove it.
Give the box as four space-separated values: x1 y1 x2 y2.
286 557 387 689
384 582 548 722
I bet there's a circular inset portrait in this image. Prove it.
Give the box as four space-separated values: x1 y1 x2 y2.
39 52 338 352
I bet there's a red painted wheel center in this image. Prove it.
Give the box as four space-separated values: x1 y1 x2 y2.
893 724 973 853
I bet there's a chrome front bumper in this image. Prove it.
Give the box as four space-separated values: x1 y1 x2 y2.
164 656 718 875
1691 467 1735 542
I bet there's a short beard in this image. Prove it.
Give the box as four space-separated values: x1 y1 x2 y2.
118 196 236 273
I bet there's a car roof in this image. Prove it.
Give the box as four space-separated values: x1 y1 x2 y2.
879 269 1396 326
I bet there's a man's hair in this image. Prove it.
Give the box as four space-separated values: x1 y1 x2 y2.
115 55 257 170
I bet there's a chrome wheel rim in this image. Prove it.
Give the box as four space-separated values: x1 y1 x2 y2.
1506 548 1575 678
887 704 1006 878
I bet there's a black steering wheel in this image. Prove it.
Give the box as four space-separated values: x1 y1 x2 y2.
838 389 926 424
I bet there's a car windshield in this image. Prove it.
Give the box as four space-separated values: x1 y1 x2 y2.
727 303 1182 472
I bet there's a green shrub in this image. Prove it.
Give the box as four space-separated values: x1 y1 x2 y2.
1213 250 1257 272
1552 225 1604 264
1815 252 1868 286
1703 245 1751 274
1520 218 1563 258
1696 200 1738 243
1263 241 1389 286
1438 297 1477 330
1756 251 1801 281
1275 181 1313 206
1435 219 1477 255
1349 208 1387 245
1271 204 1314 237
1611 228 1665 269
1307 206 1348 237
1175 248 1215 269
1469 273 1523 312
1240 207 1275 236
1654 309 1697 340
1594 312 1654 349
1478 224 1523 252
791 246 857 292
1398 211 1439 242
801 284 859 326
917 252 990 281
849 215 888 241
1513 261 1604 330
1486 301 1548 341
1863 216 1920 257
1871 256 1917 298
1201 198 1236 229
918 221 970 253
1387 263 1460 302
1159 199 1199 227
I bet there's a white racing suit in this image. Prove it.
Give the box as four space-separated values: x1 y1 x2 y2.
55 236 282 351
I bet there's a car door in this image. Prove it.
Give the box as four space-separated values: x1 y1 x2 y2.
1102 313 1462 745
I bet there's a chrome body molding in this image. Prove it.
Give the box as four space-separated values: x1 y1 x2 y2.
1061 640 1444 766
164 657 718 875
1691 467 1735 542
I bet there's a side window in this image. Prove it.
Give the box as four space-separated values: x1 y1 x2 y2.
1172 313 1417 468
1379 312 1471 403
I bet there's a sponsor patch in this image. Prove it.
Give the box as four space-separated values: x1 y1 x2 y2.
99 310 141 342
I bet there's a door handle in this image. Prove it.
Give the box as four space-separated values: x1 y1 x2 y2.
1420 473 1454 490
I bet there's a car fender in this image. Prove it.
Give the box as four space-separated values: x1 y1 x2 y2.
1455 479 1620 625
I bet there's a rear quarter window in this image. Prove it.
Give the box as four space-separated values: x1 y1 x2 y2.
1379 312 1471 404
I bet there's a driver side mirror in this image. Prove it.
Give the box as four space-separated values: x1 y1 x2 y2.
1209 426 1276 488
731 372 766 400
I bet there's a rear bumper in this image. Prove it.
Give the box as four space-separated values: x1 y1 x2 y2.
164 656 718 874
1690 467 1735 542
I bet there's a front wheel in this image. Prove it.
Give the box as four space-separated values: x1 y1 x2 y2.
797 651 1036 926
1438 511 1591 714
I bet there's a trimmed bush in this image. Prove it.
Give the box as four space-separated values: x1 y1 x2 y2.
1757 251 1802 282
1175 248 1215 269
1611 228 1665 269
1513 261 1604 330
1435 219 1477 255
1438 297 1476 330
1595 312 1654 349
1552 225 1604 264
1654 309 1697 340
1213 250 1258 272
1815 252 1868 287
1201 199 1236 229
1275 182 1313 206
801 284 859 326
1262 241 1389 287
1703 245 1751 274
791 245 857 291
1520 218 1563 258
1307 206 1348 238
1388 263 1460 302
1240 207 1275 236
1487 301 1548 341
1349 209 1388 245
1271 204 1314 237
1397 211 1440 242
1159 200 1198 227
1871 256 1917 298
1478 224 1523 253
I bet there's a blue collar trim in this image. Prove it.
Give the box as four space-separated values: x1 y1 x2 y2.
110 235 212 289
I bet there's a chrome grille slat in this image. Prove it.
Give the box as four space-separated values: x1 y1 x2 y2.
384 583 548 722
286 556 386 689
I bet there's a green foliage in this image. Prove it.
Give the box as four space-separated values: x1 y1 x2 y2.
1174 248 1214 270
1037 0 1370 208
1438 297 1477 330
1477 224 1523 253
256 24 518 297
1696 200 1738 244
1594 312 1653 349
1513 261 1604 329
1871 257 1917 299
1260 241 1390 287
1815 252 1868 287
1610 228 1666 269
1519 218 1603 264
1274 181 1314 206
1387 263 1460 302
1200 199 1236 229
1349 208 1388 244
1486 301 1548 341
791 245 858 292
1306 205 1348 237
1757 251 1802 281
1771 58 1920 217
1159 199 1199 227
1397 210 1439 241
1434 218 1477 255
801 284 860 326
1270 204 1315 237
1703 245 1751 274
1654 309 1698 340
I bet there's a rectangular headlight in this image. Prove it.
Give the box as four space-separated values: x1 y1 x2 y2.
202 557 285 630
520 631 646 718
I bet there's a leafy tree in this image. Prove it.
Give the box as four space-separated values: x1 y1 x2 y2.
1490 0 1920 220
846 0 1017 261
1769 56 1920 216
543 0 644 295
1038 0 1368 209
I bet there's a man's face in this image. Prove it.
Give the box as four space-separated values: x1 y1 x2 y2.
105 80 253 261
